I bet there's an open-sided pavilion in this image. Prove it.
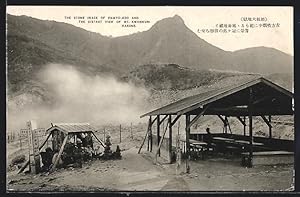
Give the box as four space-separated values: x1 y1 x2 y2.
138 77 294 171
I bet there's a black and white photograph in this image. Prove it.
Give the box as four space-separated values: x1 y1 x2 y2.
6 6 294 192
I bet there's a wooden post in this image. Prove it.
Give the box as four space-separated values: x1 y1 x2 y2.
243 116 246 136
120 124 122 143
178 121 180 136
248 88 254 167
27 121 41 174
49 135 69 173
39 132 52 151
168 115 173 164
155 121 169 162
150 116 153 152
225 117 232 134
157 115 160 157
224 117 227 134
18 131 52 174
269 115 272 138
186 115 190 173
147 121 150 151
138 118 151 154
91 132 105 148
218 115 227 134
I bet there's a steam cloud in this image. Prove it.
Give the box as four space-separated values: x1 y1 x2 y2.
7 64 150 131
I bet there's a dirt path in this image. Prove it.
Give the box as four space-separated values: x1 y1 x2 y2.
161 177 189 191
180 158 293 191
7 147 175 191
7 146 293 192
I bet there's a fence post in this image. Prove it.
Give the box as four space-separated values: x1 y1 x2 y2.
120 124 122 143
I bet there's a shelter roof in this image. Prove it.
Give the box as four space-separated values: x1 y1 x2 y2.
46 123 96 134
141 77 293 117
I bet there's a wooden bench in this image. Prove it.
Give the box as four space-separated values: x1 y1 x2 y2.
225 145 241 155
190 142 207 160
241 151 294 166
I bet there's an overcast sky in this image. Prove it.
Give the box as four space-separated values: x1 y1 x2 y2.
7 6 293 55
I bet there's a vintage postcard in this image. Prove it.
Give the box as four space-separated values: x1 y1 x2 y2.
6 6 294 192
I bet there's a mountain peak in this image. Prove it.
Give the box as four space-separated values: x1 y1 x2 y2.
150 14 186 32
172 14 185 23
159 14 185 25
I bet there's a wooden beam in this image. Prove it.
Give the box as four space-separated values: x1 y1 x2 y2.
225 117 232 134
138 130 148 154
39 132 52 150
155 121 169 162
272 120 293 125
210 106 248 112
218 115 227 133
176 78 263 115
186 106 209 129
171 115 181 126
253 96 272 105
138 118 151 154
141 115 156 126
152 117 157 124
159 115 168 125
260 78 293 98
49 134 69 173
18 160 29 174
91 132 105 148
202 109 293 116
236 116 246 126
217 115 226 124
261 115 272 128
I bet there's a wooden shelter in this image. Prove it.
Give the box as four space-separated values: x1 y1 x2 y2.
138 77 294 171
18 123 105 174
43 123 105 172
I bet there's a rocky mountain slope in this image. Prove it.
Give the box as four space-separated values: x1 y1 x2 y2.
7 14 293 94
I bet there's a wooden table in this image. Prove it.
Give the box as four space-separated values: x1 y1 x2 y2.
189 139 207 146
192 142 208 146
213 137 235 141
235 140 264 146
